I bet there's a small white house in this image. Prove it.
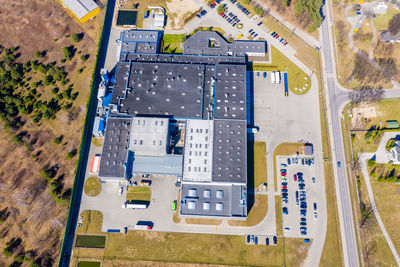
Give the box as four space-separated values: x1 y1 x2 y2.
389 141 400 165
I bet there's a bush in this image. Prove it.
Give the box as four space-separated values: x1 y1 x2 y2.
12 134 23 145
80 54 89 61
71 33 83 42
385 138 396 151
243 0 250 4
66 150 77 159
62 46 75 60
60 58 66 64
367 159 376 167
53 135 63 145
51 87 59 94
77 67 84 74
253 6 263 16
34 51 44 58
41 168 55 181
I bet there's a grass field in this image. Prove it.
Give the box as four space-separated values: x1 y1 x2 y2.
248 141 267 189
76 235 106 248
77 210 103 234
161 34 185 53
101 231 308 266
252 46 311 95
341 99 400 264
84 177 102 197
185 218 222 225
228 194 268 226
91 137 103 147
78 261 101 267
126 186 151 202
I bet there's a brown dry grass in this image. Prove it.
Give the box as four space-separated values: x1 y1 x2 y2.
0 0 106 265
228 194 268 226
185 218 222 225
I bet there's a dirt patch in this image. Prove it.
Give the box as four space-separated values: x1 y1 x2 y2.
166 0 200 29
352 105 377 129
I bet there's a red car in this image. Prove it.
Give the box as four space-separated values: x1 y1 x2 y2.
282 186 287 190
220 12 224 16
281 172 287 176
294 174 297 181
275 35 280 39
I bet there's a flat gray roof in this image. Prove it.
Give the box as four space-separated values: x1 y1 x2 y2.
98 117 132 178
180 183 247 217
212 119 247 183
119 30 161 54
184 31 266 57
120 53 246 65
129 154 183 176
214 64 247 120
113 61 205 119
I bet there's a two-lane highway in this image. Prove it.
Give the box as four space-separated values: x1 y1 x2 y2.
320 4 360 267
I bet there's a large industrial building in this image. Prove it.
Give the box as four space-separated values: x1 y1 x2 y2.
97 30 267 219
61 0 100 23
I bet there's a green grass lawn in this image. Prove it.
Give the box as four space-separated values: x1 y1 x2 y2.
78 261 101 267
84 177 102 197
126 186 151 202
373 7 400 32
76 235 106 248
161 34 185 54
253 46 311 95
248 141 267 189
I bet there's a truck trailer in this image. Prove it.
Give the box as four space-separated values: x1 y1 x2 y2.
89 155 101 174
271 71 276 84
121 203 148 209
135 221 153 230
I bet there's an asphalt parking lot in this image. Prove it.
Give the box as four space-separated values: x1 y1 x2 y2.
277 155 321 239
80 174 179 232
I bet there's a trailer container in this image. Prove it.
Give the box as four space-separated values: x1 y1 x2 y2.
271 71 276 84
121 203 148 209
275 71 281 84
89 155 101 174
135 221 153 230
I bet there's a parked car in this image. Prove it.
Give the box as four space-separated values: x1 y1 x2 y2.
295 191 299 198
247 235 251 243
300 222 307 226
282 207 288 215
282 185 287 190
301 231 307 236
294 174 297 181
266 238 269 246
301 158 305 165
119 186 123 195
312 177 315 183
314 212 318 220
273 236 277 244
281 182 287 186
313 202 317 210
257 21 262 26
295 158 298 164
287 158 291 165
299 183 305 190
337 161 341 168
263 72 267 78
284 227 290 232
304 239 310 243
254 236 258 245
282 189 288 193
301 217 306 222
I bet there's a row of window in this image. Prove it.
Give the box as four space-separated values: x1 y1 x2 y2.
189 143 208 149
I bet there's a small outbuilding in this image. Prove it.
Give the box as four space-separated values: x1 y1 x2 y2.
386 120 399 129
